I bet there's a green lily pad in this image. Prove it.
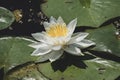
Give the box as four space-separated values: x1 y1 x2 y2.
5 56 120 80
37 58 120 80
0 7 15 30
41 0 120 27
87 24 120 57
0 37 36 71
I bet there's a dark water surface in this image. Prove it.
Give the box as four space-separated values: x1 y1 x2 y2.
0 0 46 36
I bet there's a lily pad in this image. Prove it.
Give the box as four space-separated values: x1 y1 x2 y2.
0 37 36 71
41 0 120 27
5 56 120 80
37 58 120 80
0 7 15 30
87 24 120 57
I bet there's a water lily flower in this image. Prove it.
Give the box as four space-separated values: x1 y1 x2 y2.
29 16 95 62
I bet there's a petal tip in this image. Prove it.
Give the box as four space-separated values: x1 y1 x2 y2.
28 44 33 48
74 18 77 21
31 33 38 37
79 52 84 56
73 18 77 23
92 42 96 46
49 59 55 62
31 53 37 56
57 16 64 24
50 16 56 22
31 33 35 36
28 43 38 49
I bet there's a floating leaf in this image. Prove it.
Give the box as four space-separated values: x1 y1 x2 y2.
41 0 120 27
5 55 120 80
37 58 120 80
0 37 36 71
87 24 120 57
0 7 15 30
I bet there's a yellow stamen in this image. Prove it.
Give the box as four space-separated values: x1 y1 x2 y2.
46 23 68 37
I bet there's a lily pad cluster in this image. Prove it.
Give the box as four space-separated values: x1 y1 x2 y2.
41 0 120 27
0 0 120 80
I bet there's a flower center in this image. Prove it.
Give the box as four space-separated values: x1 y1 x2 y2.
46 23 68 37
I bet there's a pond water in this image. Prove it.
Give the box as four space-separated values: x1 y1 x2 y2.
0 0 47 36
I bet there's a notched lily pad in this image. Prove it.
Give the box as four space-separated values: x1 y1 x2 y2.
41 0 120 27
4 54 120 80
37 58 120 80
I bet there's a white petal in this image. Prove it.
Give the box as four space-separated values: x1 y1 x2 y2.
64 45 84 56
36 50 63 62
31 47 52 56
75 39 95 49
71 32 80 37
57 16 64 24
50 16 56 23
43 22 50 30
32 32 45 41
52 45 62 50
29 42 48 49
36 54 50 62
68 32 89 44
49 50 63 62
67 18 77 36
32 32 51 44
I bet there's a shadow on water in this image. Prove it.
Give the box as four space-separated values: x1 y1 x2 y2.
51 53 95 72
100 16 120 27
115 76 120 80
88 50 120 63
0 68 4 80
51 48 120 72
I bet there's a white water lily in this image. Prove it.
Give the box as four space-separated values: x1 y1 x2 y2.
29 16 95 62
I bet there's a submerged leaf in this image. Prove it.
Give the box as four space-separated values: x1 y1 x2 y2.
6 63 49 80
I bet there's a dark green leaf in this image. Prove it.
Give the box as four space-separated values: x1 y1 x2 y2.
87 24 120 57
41 0 120 27
37 58 120 80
